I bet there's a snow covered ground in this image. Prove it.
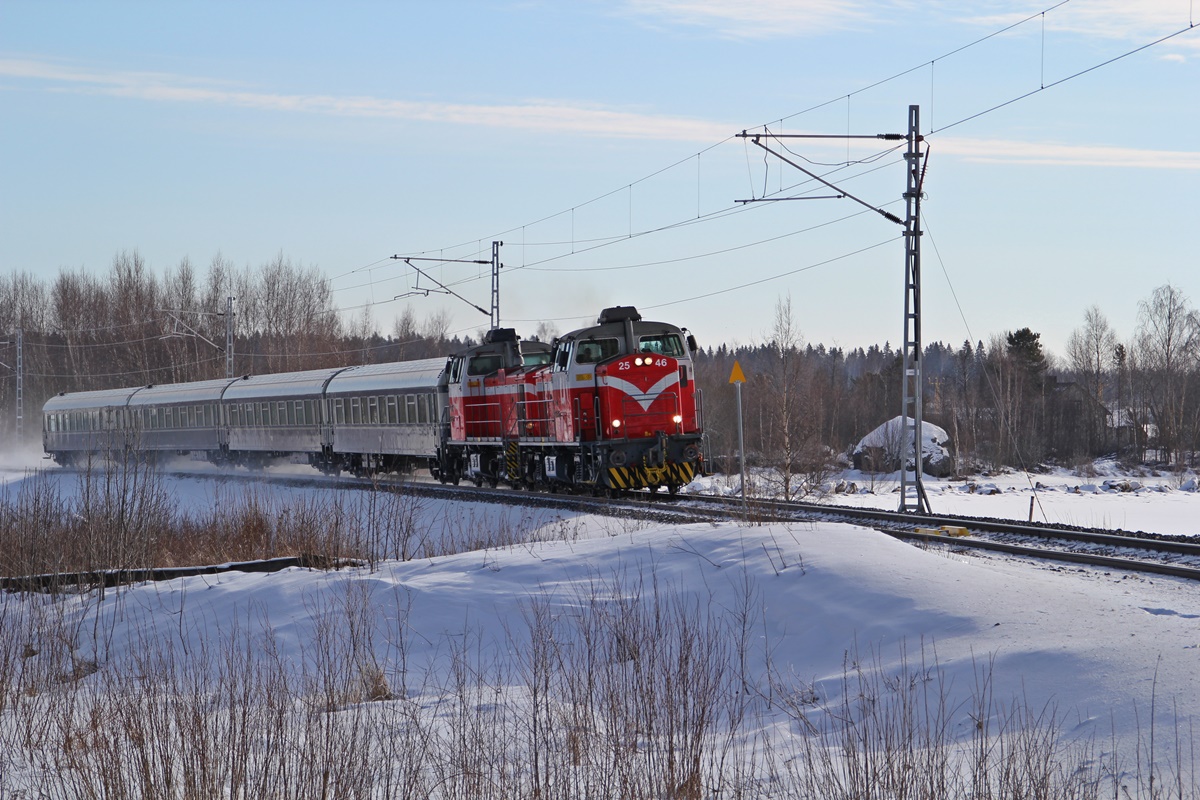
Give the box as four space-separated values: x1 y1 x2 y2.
3 449 1200 795
689 461 1200 537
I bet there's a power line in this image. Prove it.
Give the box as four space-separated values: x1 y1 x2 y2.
504 235 900 323
929 24 1198 136
338 4 1194 309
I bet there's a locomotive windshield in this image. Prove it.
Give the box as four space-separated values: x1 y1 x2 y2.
467 354 503 376
575 338 620 364
637 333 685 358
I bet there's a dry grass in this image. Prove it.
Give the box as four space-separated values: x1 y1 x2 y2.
0 460 1196 797
0 457 587 584
0 568 1196 798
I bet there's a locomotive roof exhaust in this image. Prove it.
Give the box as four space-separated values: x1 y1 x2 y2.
597 306 641 324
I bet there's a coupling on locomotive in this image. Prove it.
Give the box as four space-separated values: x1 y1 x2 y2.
41 306 707 495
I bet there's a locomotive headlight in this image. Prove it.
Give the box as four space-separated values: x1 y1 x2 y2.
672 414 683 424
634 357 643 366
612 419 622 428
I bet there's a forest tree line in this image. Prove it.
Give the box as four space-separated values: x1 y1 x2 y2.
3 253 1199 480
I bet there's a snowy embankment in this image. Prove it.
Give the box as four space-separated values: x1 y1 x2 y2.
2 454 1199 795
690 461 1200 537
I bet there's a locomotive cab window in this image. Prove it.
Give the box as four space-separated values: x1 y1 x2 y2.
576 338 619 364
637 334 685 358
523 349 552 367
467 354 502 376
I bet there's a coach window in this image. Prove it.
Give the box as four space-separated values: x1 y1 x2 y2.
304 400 315 425
367 396 379 425
385 396 397 424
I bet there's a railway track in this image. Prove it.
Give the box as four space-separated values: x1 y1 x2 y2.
180 467 1200 581
674 493 1200 581
19 464 1200 586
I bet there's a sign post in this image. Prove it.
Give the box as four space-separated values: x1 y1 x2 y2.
729 361 747 510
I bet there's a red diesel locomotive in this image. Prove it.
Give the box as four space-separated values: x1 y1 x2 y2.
437 306 705 494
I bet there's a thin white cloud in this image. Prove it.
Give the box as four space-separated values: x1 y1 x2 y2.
620 0 874 38
0 57 733 143
935 136 1200 170
964 0 1199 54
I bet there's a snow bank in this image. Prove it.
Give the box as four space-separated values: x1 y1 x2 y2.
852 415 954 476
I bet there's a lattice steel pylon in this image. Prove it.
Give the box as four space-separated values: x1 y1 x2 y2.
490 241 503 330
735 107 933 514
898 104 931 514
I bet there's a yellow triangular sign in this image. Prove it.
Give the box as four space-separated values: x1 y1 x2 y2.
729 360 746 384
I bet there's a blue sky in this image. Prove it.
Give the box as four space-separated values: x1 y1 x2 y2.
1 1 1197 360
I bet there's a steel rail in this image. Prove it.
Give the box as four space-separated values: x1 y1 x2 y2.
24 465 1200 586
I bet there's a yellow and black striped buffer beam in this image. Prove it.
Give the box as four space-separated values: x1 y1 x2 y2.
606 462 697 490
505 441 520 480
